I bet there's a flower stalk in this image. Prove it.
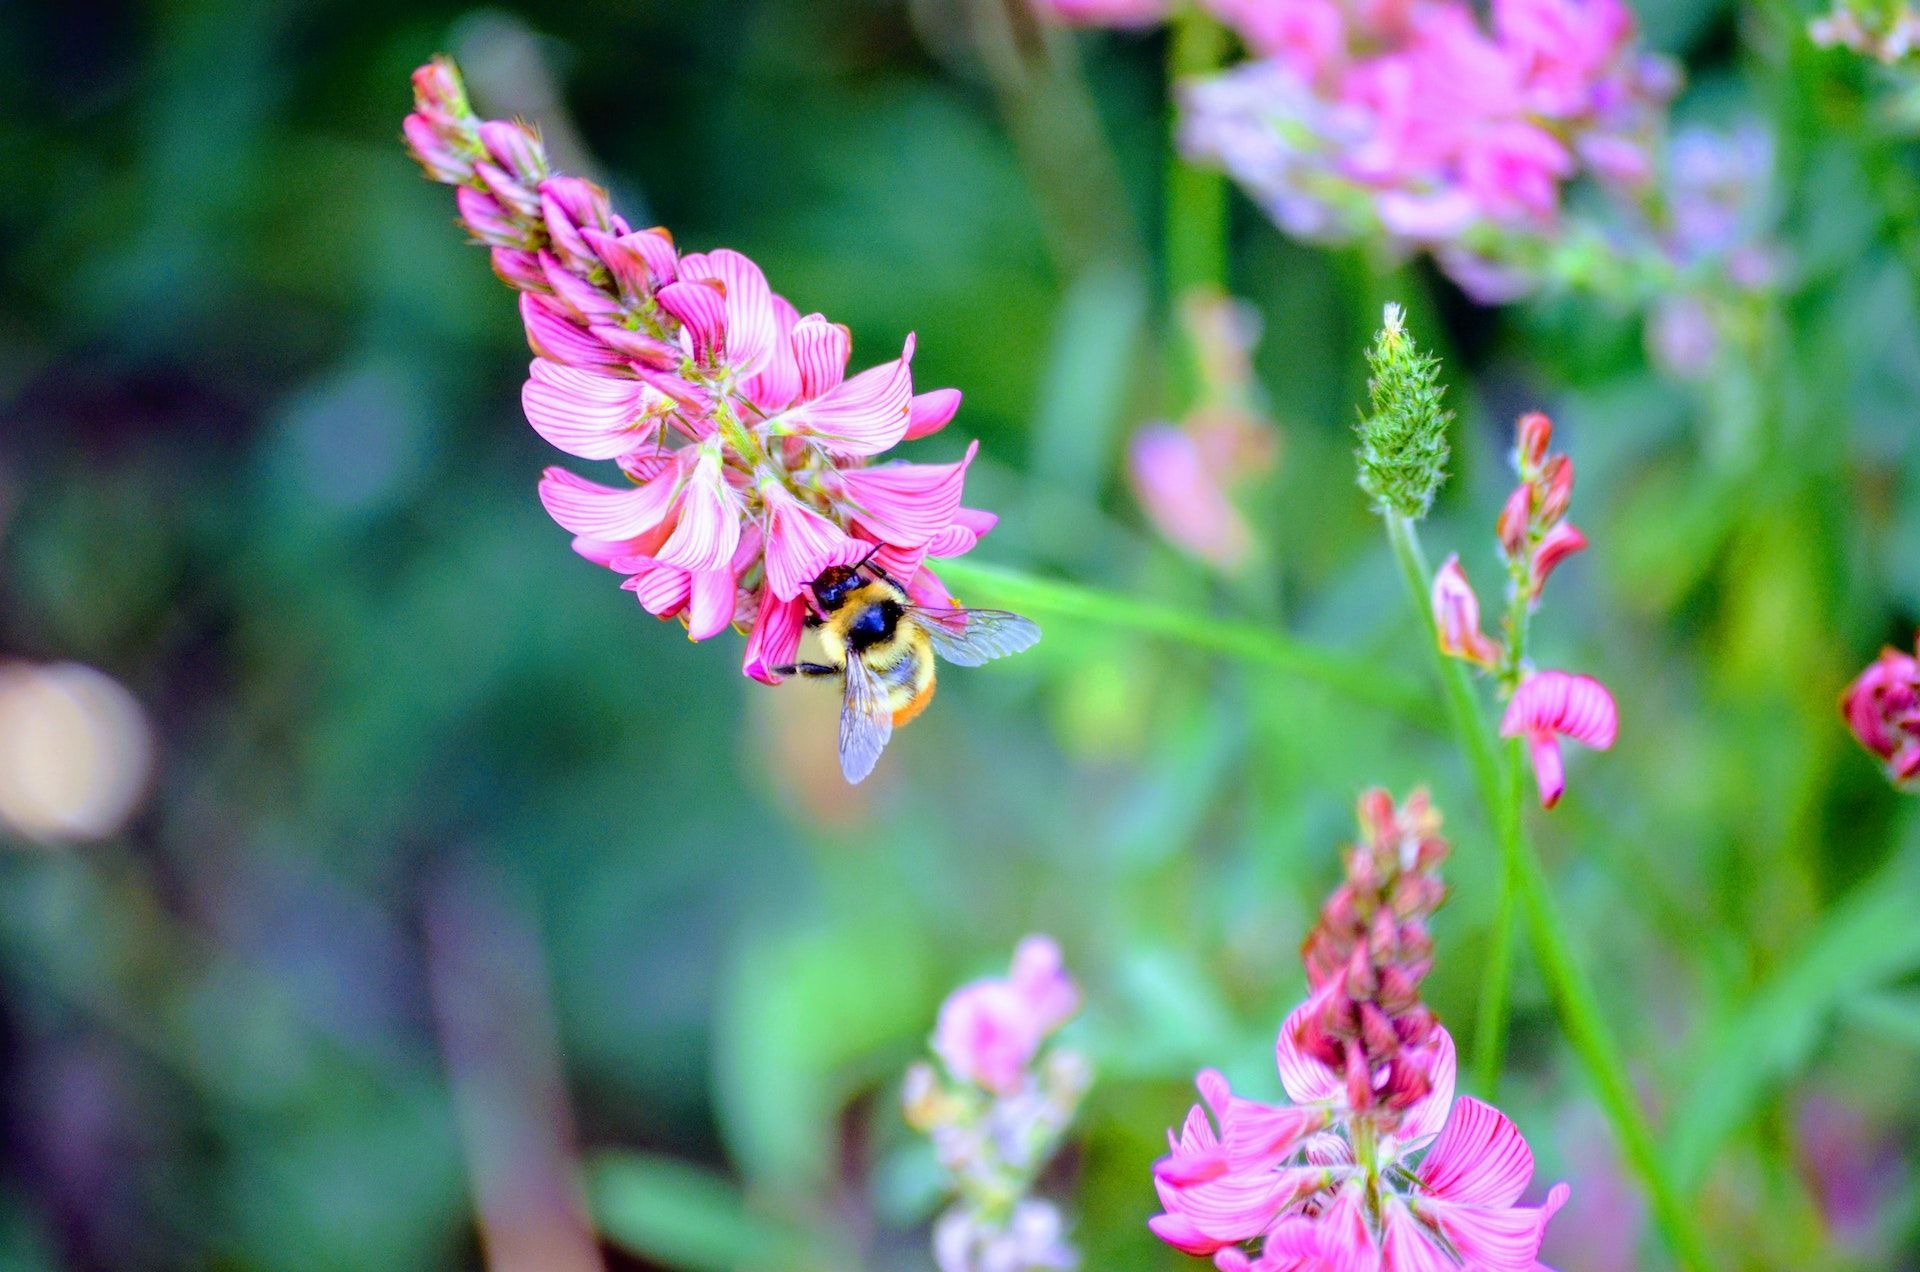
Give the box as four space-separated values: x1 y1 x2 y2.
1384 508 1714 1272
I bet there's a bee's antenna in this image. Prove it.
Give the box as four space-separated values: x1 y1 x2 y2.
850 542 884 576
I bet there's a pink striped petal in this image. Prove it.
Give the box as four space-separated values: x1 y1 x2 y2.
521 294 627 373
1418 1097 1535 1208
1527 734 1567 809
1501 671 1618 751
655 446 741 573
1397 1027 1457 1148
781 335 916 457
1433 554 1501 668
583 226 676 300
538 251 622 324
656 278 729 364
522 359 673 460
538 465 682 540
906 564 956 609
760 483 860 601
586 323 679 370
834 440 976 548
790 314 851 400
1380 1199 1455 1272
743 593 806 684
456 187 524 247
678 248 776 376
491 247 546 292
1276 994 1343 1107
923 523 979 558
1420 1182 1568 1272
903 387 963 440
622 564 690 618
684 567 739 641
744 296 802 414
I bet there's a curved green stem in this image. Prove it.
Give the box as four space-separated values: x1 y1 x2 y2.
935 558 1439 727
1383 514 1716 1272
1473 743 1523 1097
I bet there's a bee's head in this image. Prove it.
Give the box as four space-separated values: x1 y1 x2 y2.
809 564 860 611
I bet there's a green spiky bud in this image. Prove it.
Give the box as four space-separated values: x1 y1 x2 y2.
1356 304 1453 521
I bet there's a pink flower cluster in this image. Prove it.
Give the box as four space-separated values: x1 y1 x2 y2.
1151 791 1569 1269
1432 413 1616 808
1178 0 1671 300
403 58 996 684
908 937 1088 1272
1840 637 1920 790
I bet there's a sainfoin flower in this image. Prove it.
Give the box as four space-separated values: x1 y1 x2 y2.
1181 0 1670 301
1840 639 1920 790
1432 554 1501 669
1501 670 1618 809
1152 791 1569 1269
908 937 1089 1272
403 57 992 684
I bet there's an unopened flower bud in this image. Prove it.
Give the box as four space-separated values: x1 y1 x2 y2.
1376 965 1418 1013
411 57 470 122
403 113 474 183
1530 522 1589 599
1432 554 1501 668
1345 1048 1373 1110
1537 455 1574 526
1356 305 1453 520
1359 1003 1400 1058
479 120 546 183
490 247 547 293
456 187 527 248
1497 483 1532 558
1516 411 1553 473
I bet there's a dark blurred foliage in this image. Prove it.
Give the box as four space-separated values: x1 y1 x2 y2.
2 1 1919 1269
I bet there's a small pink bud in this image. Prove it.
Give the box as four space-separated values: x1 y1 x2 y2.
1344 943 1378 1000
456 187 527 248
1344 1047 1373 1111
1376 965 1418 1013
1432 554 1501 668
479 120 546 182
540 190 597 272
1841 641 1920 790
1359 1002 1400 1058
490 247 548 293
402 113 473 183
1358 787 1396 839
1497 483 1532 558
411 58 469 120
477 162 542 219
1516 411 1552 472
1538 455 1574 526
1530 522 1588 599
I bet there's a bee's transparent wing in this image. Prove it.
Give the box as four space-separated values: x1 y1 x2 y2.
907 606 1042 667
838 655 894 784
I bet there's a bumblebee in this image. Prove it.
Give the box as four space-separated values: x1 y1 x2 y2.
774 553 1041 784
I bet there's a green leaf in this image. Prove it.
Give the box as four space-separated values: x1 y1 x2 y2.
588 1151 826 1272
1667 841 1920 1187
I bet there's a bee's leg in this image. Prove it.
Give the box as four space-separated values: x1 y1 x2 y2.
772 662 842 679
803 613 823 629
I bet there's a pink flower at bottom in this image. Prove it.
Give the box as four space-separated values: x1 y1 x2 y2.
1500 670 1618 808
1152 1020 1569 1270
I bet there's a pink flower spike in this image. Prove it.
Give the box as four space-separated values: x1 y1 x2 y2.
1432 554 1502 668
780 335 917 457
904 387 964 440
1501 671 1618 808
1529 521 1588 597
675 249 777 377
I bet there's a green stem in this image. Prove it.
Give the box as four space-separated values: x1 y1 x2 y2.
1165 6 1228 303
935 558 1438 727
1473 743 1523 1097
1164 5 1229 411
1383 514 1716 1272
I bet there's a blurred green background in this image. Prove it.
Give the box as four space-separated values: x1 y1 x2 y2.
2 0 1919 1268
